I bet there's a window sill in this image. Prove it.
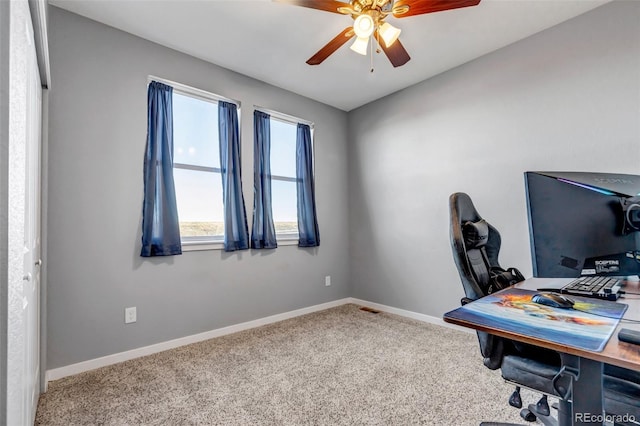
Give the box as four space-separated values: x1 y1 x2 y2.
181 241 225 252
181 237 299 252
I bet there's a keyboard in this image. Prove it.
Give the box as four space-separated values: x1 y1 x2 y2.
559 276 622 301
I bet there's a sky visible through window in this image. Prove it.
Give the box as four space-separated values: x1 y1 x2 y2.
270 119 298 224
173 93 222 223
172 93 298 234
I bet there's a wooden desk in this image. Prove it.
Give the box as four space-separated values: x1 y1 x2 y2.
443 277 640 426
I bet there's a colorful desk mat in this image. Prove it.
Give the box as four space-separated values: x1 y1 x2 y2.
445 287 627 352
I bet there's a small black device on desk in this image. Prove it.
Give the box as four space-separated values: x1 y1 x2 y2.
618 328 640 345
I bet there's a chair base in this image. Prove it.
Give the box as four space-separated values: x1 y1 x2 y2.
479 398 572 426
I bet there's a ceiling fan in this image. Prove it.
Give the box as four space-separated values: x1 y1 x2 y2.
274 0 481 68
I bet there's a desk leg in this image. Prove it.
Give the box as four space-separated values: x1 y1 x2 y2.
572 357 604 426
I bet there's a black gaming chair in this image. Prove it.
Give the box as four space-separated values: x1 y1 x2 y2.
450 192 640 426
605 365 640 426
449 192 570 425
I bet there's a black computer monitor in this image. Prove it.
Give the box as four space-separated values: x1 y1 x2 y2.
525 171 640 278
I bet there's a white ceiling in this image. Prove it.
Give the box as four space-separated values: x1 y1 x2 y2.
49 0 611 111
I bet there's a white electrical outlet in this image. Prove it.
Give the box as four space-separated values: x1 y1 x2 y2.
325 276 331 286
125 307 137 324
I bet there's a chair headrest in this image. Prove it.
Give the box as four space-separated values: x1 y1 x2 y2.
462 219 489 249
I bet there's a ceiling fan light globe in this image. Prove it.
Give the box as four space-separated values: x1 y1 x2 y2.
379 22 401 47
350 36 369 55
353 14 374 38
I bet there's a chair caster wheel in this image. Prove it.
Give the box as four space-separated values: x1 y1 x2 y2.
536 395 550 416
509 388 523 408
520 408 537 422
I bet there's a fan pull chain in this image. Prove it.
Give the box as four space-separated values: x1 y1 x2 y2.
370 34 374 73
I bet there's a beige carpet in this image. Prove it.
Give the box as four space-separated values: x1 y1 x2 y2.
36 304 541 425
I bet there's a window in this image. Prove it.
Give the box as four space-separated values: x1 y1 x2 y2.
269 118 299 239
172 91 224 244
143 77 247 253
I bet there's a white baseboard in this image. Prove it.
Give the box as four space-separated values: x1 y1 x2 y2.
349 298 473 334
46 298 351 383
45 297 469 384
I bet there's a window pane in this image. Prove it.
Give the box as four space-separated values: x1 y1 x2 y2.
271 180 298 235
173 92 220 169
270 119 296 178
173 168 224 238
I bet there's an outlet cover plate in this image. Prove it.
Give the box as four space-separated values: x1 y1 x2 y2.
125 307 137 324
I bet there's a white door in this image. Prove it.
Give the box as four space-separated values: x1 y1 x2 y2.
23 15 42 423
7 1 42 423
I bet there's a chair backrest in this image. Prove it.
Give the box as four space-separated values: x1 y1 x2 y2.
449 192 503 301
449 192 506 369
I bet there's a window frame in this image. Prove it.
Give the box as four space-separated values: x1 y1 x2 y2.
148 76 241 251
255 107 315 243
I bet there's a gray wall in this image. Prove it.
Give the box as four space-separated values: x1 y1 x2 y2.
47 1 640 370
348 1 640 317
47 7 350 369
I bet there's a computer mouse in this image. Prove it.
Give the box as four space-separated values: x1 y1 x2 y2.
531 292 575 309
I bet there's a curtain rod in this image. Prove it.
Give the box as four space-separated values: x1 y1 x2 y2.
147 75 240 107
254 106 314 128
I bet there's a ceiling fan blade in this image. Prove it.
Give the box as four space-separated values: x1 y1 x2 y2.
375 31 410 67
274 0 354 14
306 27 355 65
392 0 481 18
